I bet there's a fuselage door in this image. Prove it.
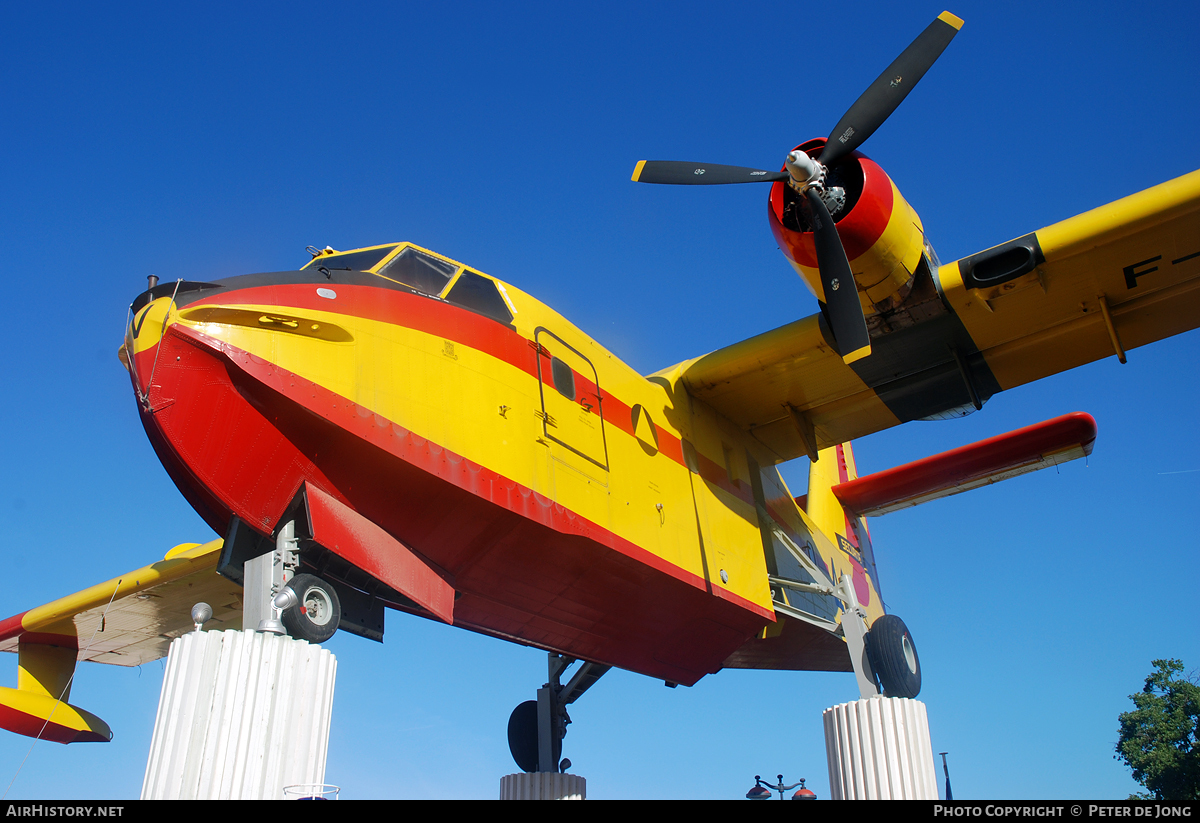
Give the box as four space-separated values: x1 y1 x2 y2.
534 328 609 480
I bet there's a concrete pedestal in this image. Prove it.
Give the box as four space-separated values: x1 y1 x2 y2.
141 629 337 800
822 696 937 799
500 772 586 799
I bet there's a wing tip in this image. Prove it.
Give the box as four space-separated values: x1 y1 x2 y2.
938 11 964 30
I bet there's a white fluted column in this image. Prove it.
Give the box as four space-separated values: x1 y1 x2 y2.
142 629 337 800
822 696 937 799
500 772 586 799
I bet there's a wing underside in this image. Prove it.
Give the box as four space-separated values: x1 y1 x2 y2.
0 539 242 665
0 540 241 743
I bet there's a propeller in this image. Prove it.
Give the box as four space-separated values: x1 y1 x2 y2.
818 11 963 167
803 188 871 363
631 11 963 364
631 161 789 186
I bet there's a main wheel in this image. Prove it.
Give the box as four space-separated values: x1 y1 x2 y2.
281 573 341 643
865 614 921 698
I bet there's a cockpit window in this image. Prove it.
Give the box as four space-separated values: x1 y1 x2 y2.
303 245 398 273
445 271 514 323
377 247 460 295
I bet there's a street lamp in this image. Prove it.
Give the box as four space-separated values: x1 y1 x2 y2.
746 774 816 800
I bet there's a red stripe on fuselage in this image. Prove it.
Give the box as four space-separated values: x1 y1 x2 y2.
835 444 860 550
133 320 771 682
187 282 747 505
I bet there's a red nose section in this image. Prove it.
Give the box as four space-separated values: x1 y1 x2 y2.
130 323 335 538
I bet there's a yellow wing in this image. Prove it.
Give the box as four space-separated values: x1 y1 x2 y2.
680 170 1200 462
0 539 241 742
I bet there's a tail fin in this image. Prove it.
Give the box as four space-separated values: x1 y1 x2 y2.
805 442 883 607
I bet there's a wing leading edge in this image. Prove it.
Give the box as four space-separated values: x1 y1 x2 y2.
0 539 241 743
679 170 1200 462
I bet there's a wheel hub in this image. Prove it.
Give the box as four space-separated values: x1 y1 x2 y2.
301 587 333 627
902 634 917 674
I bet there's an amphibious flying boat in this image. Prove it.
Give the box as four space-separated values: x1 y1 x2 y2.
119 240 868 686
2 12 1198 757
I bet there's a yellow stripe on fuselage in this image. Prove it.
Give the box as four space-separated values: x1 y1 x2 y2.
155 282 774 614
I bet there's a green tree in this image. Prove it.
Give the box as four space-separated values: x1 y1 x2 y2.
1115 659 1200 800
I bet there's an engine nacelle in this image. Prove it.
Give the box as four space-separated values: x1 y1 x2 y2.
768 138 927 315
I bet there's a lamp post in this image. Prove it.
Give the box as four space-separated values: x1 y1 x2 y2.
746 774 816 800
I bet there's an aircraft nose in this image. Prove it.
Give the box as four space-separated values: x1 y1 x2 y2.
122 281 180 406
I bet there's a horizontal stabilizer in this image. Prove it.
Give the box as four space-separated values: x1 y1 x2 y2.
831 412 1097 517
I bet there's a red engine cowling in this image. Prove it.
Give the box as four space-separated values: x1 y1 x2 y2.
768 137 927 314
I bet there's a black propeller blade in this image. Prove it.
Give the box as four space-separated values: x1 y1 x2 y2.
803 189 871 363
631 161 789 185
631 12 963 364
818 11 963 166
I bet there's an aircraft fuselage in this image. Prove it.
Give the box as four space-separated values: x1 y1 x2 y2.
123 243 884 686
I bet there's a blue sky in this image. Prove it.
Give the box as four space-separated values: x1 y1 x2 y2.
1 0 1197 800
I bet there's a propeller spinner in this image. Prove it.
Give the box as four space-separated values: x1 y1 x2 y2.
632 11 963 364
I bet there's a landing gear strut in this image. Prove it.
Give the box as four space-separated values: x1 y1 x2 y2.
836 572 922 699
764 528 921 699
242 518 342 643
507 653 609 773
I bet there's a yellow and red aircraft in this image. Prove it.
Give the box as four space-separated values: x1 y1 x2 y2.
1 12 1198 764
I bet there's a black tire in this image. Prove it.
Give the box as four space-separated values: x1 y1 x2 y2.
281 573 341 644
507 699 561 773
507 700 540 773
865 614 921 698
